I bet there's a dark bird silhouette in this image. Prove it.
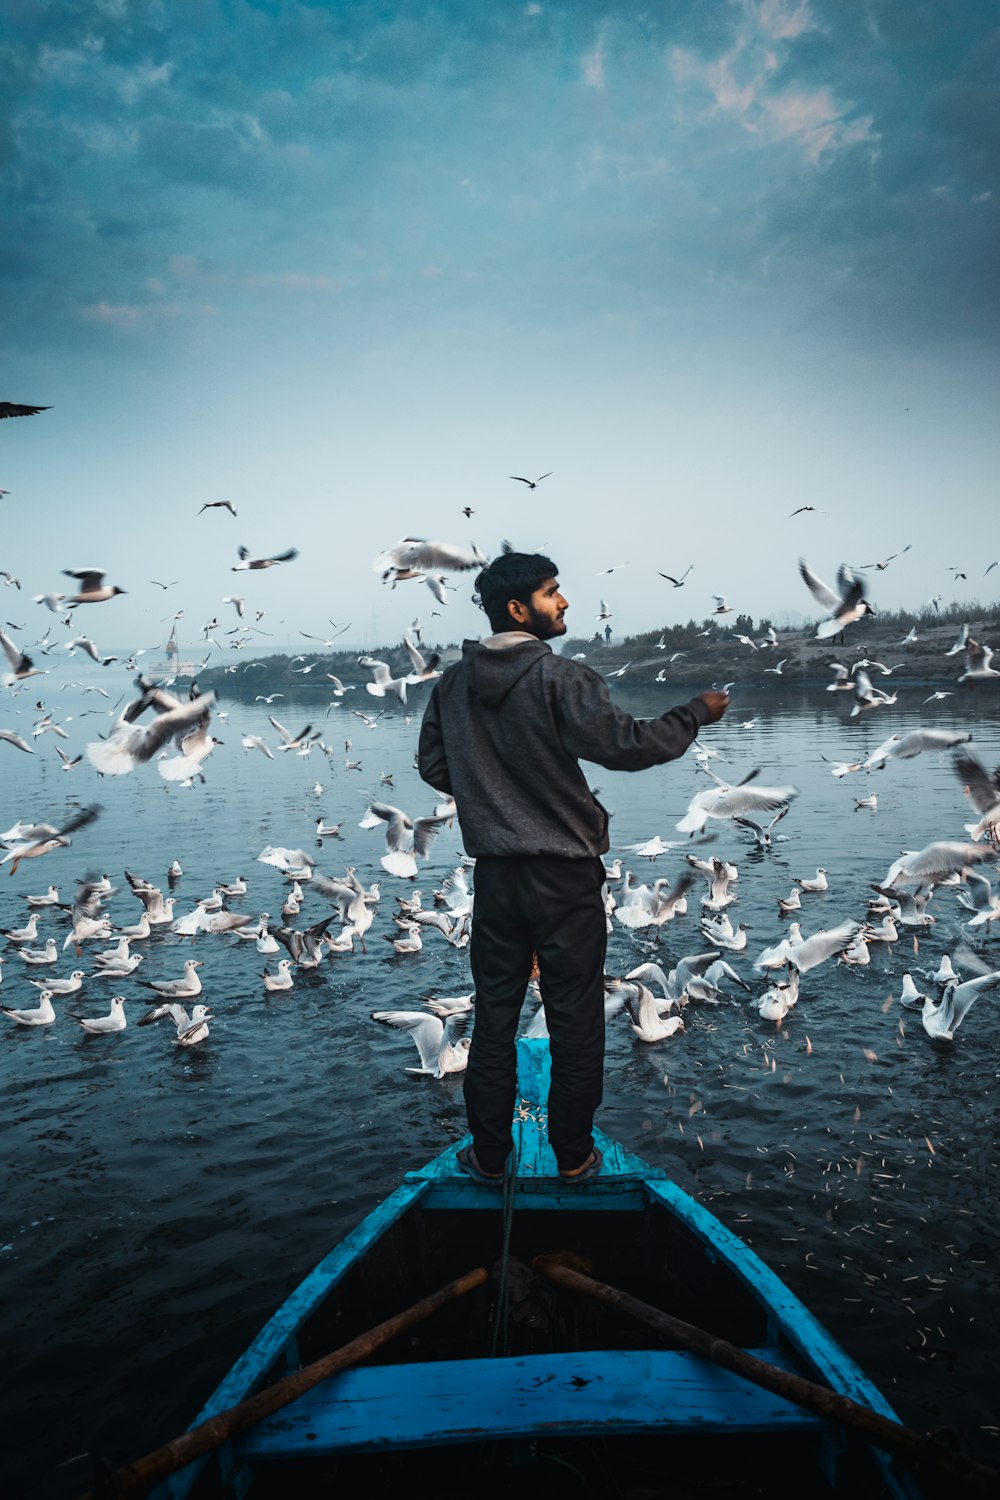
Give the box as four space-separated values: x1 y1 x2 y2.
0 403 51 419
509 473 552 489
658 565 693 587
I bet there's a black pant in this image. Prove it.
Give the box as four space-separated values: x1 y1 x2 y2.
466 855 607 1174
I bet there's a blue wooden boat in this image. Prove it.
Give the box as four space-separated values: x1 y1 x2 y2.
146 1039 932 1500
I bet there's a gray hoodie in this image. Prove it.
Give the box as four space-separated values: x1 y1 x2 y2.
417 636 710 858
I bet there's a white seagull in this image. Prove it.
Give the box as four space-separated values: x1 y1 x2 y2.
78 997 127 1033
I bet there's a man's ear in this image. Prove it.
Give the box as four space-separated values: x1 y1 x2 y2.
507 598 526 624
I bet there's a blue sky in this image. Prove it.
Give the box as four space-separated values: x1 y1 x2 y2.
2 0 997 651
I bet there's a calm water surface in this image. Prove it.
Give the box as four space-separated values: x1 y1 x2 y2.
2 675 998 1495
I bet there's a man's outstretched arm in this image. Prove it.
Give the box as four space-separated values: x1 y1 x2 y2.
555 669 728 772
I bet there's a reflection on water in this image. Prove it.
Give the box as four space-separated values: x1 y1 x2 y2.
2 681 998 1492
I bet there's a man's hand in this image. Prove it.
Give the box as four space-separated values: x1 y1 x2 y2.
697 690 729 724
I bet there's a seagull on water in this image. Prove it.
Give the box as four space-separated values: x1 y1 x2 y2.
138 1001 212 1045
25 885 60 907
77 997 127 1033
733 805 789 848
30 970 85 996
918 966 1000 1041
138 960 204 999
3 990 56 1026
371 1008 472 1076
620 981 685 1041
262 960 295 992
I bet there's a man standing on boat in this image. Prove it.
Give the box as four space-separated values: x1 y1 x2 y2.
417 551 728 1184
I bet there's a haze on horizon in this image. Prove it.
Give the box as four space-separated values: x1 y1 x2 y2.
2 1 997 658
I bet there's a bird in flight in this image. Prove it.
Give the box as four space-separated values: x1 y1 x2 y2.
509 473 552 488
658 566 692 587
461 506 475 518
232 546 298 571
1 402 51 419
789 506 826 517
858 544 911 572
199 501 238 517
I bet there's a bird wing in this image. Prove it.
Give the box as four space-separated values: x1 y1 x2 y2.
372 1010 444 1071
798 558 841 612
951 970 1000 1030
132 692 212 762
397 539 483 572
954 752 1000 814
402 637 426 674
367 802 413 850
900 841 996 882
960 870 994 913
789 921 860 973
63 568 106 591
412 814 449 858
712 786 796 818
54 804 102 841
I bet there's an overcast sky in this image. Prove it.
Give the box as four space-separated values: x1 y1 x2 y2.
2 0 997 654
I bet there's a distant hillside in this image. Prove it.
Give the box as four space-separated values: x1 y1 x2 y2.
194 601 1000 697
196 642 462 699
561 600 1000 690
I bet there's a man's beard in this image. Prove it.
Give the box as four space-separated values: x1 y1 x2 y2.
522 604 566 641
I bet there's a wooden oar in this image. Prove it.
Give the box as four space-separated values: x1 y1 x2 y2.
534 1252 998 1496
80 1265 488 1500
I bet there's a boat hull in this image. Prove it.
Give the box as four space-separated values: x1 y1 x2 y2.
155 1042 922 1499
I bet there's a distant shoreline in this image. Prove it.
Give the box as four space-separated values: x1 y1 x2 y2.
195 611 998 699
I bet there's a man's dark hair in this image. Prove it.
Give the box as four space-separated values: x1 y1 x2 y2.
474 550 559 633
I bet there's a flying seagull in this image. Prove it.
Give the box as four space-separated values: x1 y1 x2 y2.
232 546 298 571
658 566 692 587
798 558 873 639
0 402 51 419
509 473 552 489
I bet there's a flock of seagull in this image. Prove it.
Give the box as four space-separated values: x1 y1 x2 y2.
1 408 999 1074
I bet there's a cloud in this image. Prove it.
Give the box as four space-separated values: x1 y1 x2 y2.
582 34 607 91
669 0 877 163
78 297 217 329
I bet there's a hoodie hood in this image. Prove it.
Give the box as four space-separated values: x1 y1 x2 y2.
462 636 550 708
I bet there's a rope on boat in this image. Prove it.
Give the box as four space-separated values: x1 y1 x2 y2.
490 1141 519 1358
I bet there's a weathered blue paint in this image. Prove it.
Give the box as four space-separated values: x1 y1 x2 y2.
156 1035 922 1500
238 1347 828 1458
